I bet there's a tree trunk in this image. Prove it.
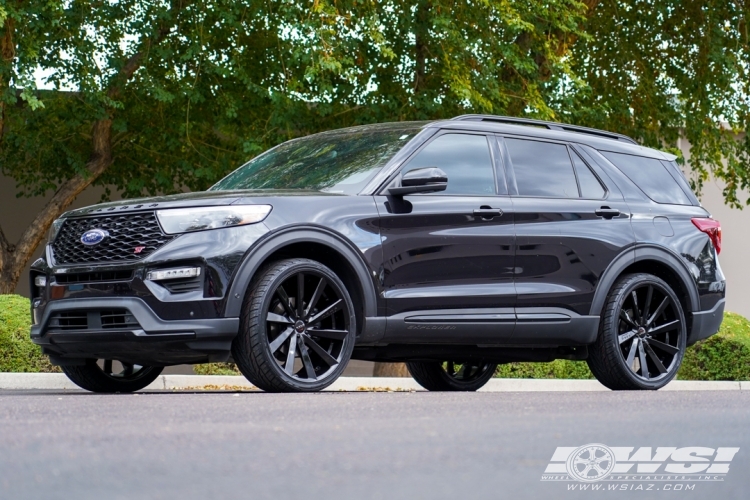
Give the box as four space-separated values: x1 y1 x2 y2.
373 362 411 377
0 119 113 294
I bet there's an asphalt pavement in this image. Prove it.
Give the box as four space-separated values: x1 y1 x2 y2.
0 390 748 500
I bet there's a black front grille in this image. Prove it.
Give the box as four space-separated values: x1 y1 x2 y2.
55 270 134 284
48 309 140 331
52 212 174 265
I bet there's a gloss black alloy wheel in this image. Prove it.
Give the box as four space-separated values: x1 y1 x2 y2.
232 258 356 392
61 359 163 393
406 360 497 391
587 273 687 390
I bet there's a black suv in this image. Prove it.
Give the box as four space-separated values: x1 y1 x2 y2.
30 115 725 393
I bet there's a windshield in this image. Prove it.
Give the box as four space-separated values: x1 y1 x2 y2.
210 122 425 194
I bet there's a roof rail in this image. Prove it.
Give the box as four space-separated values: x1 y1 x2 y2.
451 114 638 145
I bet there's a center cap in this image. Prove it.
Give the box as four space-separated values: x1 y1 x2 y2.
638 327 646 336
294 320 306 333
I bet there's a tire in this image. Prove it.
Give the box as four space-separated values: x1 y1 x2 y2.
62 359 163 393
406 361 497 391
587 273 687 390
231 258 356 393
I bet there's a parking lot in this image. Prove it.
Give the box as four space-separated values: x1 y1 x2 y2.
1 390 748 499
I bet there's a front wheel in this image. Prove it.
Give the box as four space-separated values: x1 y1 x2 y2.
62 359 163 393
231 258 356 393
407 361 497 391
587 273 687 390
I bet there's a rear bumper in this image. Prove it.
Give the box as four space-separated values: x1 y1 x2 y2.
688 299 725 346
31 297 238 366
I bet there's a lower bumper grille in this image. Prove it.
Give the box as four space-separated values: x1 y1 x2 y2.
48 309 140 331
55 270 134 285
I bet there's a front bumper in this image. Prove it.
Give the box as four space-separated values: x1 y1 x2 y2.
32 297 239 366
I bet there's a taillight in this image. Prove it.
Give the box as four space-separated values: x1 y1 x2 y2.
691 218 722 254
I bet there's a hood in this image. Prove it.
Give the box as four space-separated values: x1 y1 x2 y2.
63 189 342 218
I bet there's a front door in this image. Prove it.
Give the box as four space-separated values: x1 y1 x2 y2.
376 131 516 343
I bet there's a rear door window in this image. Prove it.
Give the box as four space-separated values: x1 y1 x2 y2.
505 138 579 198
600 151 693 205
571 151 606 199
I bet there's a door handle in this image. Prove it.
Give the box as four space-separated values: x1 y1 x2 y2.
473 207 503 219
595 206 620 219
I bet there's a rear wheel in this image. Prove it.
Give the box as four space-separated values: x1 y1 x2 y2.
231 258 356 392
407 361 497 391
62 359 163 393
587 273 687 390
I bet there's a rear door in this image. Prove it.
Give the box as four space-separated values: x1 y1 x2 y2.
376 130 516 343
500 136 635 345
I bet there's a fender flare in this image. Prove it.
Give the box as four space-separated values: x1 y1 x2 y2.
589 244 700 317
224 226 379 318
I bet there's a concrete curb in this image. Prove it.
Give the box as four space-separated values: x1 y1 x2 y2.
0 373 746 391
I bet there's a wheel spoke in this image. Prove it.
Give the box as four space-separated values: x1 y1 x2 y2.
649 319 680 336
618 329 638 344
309 299 343 324
647 338 679 356
103 359 113 375
626 338 640 371
297 273 305 318
646 297 669 327
643 341 668 374
275 286 297 320
304 278 327 319
267 312 293 324
620 310 638 328
303 335 338 367
299 342 317 380
269 327 294 353
308 328 349 340
638 340 649 379
284 334 298 375
122 363 134 377
642 285 653 321
631 291 642 323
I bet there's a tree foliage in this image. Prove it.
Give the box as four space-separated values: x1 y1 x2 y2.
0 0 749 292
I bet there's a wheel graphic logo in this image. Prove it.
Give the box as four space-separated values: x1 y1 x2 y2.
566 444 615 482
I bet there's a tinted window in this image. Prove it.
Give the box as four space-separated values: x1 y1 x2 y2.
571 151 605 199
403 133 496 195
661 160 700 205
505 138 579 198
601 151 692 205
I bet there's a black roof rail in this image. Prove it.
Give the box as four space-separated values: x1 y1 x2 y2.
451 114 638 145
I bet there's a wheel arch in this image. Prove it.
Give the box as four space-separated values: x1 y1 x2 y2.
589 245 700 323
224 226 379 332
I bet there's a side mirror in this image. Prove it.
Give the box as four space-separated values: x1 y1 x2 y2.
388 167 448 196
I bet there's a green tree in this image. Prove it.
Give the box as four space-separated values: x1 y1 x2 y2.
1 0 750 297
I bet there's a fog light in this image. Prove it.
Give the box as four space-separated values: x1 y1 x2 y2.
146 267 201 281
34 276 47 287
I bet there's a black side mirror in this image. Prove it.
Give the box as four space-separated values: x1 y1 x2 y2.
388 167 448 196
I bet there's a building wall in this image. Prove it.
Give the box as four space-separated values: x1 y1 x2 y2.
3 148 749 317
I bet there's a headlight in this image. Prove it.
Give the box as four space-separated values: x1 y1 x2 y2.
48 218 66 242
156 205 272 235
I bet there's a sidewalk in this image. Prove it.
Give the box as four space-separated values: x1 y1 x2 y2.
0 373 746 391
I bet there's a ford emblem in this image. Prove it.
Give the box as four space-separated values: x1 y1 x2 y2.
80 229 109 246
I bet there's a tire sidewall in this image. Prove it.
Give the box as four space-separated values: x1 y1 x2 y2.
602 275 687 390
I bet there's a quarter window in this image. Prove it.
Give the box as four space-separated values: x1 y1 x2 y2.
402 133 496 195
601 151 692 205
505 138 579 198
